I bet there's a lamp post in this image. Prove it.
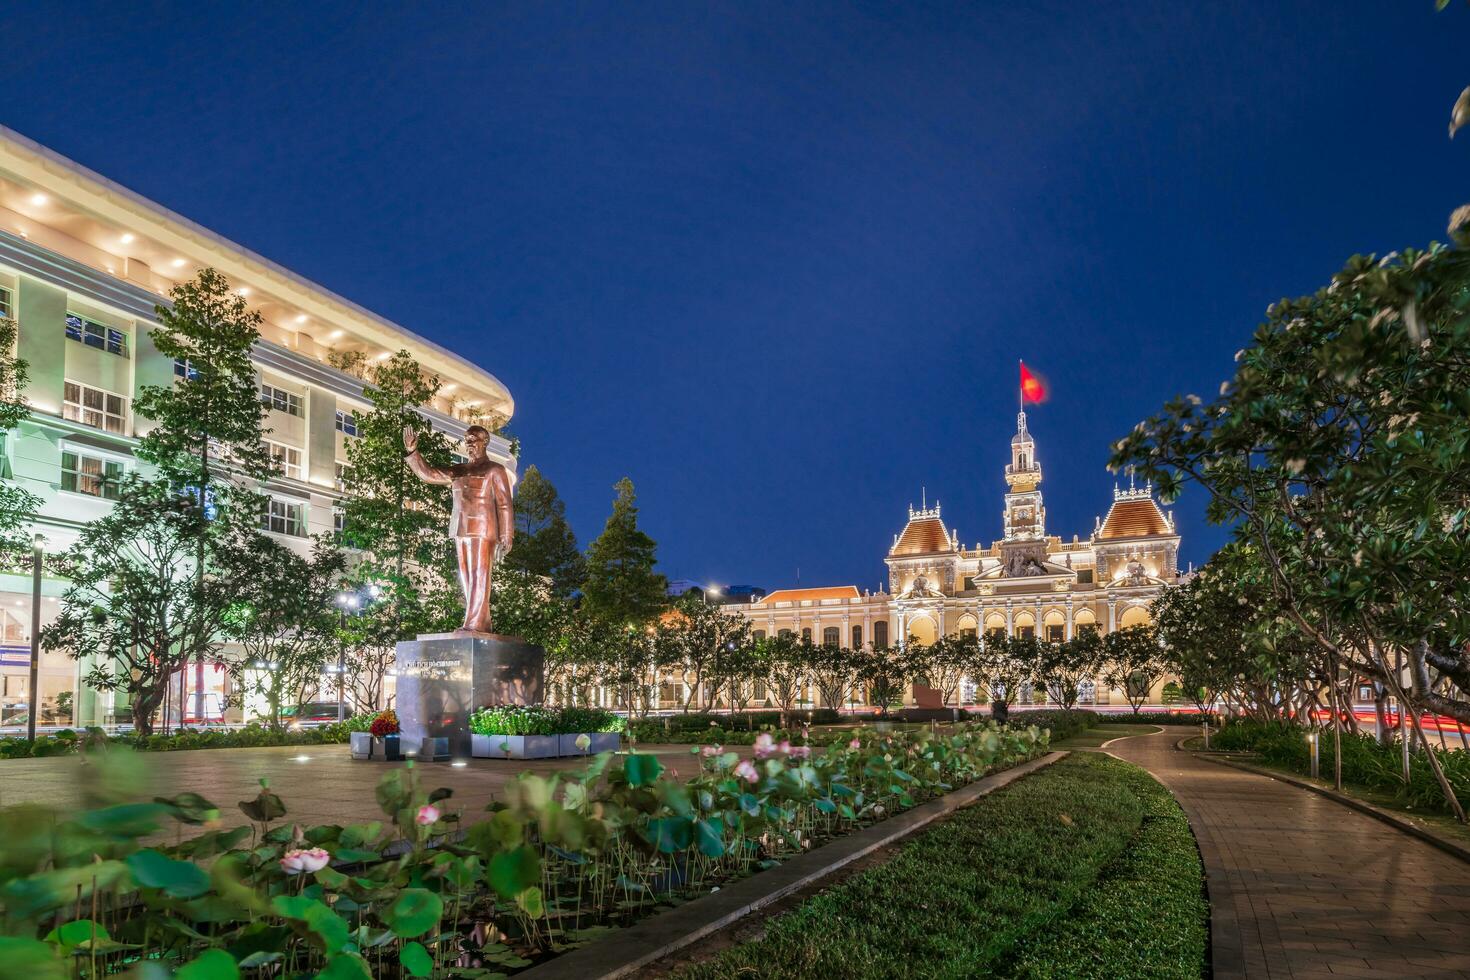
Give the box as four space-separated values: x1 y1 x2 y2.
1308 729 1320 780
336 590 358 722
26 533 43 743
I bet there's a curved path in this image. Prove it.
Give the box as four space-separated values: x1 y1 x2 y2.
1108 727 1470 979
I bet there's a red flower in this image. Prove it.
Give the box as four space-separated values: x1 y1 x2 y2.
369 710 399 737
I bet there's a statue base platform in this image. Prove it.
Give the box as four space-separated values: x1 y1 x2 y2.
395 633 545 762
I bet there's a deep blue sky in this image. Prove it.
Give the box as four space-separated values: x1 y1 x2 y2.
5 2 1466 590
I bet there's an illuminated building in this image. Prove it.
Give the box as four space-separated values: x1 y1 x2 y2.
0 126 514 728
720 408 1183 708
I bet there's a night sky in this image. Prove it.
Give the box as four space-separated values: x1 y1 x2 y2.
4 2 1466 591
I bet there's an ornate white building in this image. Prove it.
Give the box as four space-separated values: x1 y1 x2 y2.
721 409 1182 706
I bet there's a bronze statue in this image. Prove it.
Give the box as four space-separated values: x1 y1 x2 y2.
403 424 515 634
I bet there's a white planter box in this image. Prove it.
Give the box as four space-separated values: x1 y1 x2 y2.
559 732 620 756
471 733 509 758
350 731 373 760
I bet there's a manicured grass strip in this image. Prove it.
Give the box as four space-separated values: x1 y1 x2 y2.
1007 761 1207 978
670 754 1205 980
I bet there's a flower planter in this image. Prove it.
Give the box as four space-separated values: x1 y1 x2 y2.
471 733 509 759
373 734 402 761
559 732 620 756
350 731 373 760
505 734 560 759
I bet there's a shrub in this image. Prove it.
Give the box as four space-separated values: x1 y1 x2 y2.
0 721 357 758
1006 708 1100 742
1212 718 1470 816
469 704 626 736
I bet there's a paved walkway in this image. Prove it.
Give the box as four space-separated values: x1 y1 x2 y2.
1109 727 1470 979
0 741 735 840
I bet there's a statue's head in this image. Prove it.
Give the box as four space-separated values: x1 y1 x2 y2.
464 425 490 458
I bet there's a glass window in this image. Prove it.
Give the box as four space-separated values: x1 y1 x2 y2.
1046 625 1064 642
262 498 305 537
259 383 301 417
0 285 12 319
801 628 812 643
173 359 200 381
64 313 127 356
1077 569 1094 584
334 410 358 436
851 624 863 648
61 450 124 500
333 508 346 536
753 629 766 641
335 461 352 490
823 626 840 647
63 381 127 434
873 621 889 648
960 628 978 640
1018 625 1035 640
265 441 303 480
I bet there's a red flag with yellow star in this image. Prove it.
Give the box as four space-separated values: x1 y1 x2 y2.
1020 362 1047 404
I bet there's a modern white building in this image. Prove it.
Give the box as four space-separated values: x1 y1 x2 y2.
0 126 516 729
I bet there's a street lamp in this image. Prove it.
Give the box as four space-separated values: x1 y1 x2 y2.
335 590 359 722
26 533 44 743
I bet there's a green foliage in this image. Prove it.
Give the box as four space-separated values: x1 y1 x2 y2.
1212 719 1470 816
468 704 626 736
0 724 1043 976
502 464 586 596
0 721 358 759
669 754 1204 979
581 477 667 627
0 315 40 567
1007 709 1100 743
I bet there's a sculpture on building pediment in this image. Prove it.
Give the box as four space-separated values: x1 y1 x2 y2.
904 575 944 599
1004 552 1048 577
1125 559 1148 586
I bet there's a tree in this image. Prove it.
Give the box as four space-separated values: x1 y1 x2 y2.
714 636 765 718
910 635 970 706
0 314 40 566
502 465 585 597
338 351 462 683
1037 629 1107 711
763 634 810 725
811 644 862 714
219 536 345 728
40 479 240 734
655 594 752 711
973 633 1029 723
582 477 667 627
1103 624 1164 715
858 643 908 718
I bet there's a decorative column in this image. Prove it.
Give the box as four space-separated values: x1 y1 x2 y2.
1004 601 1014 637
1065 601 1075 640
1107 598 1117 632
937 605 947 639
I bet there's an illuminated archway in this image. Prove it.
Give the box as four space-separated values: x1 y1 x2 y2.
1119 605 1151 629
907 614 938 647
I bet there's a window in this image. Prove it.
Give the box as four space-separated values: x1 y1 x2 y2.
1077 569 1094 584
65 313 128 356
851 624 863 648
61 450 123 500
960 628 977 640
778 629 793 640
823 626 840 647
987 627 1006 644
63 381 127 434
259 383 301 417
1357 685 1373 702
173 359 200 381
334 410 358 437
333 508 346 536
0 284 11 319
873 621 889 648
335 462 353 491
265 441 303 480
1046 625 1064 642
262 498 305 537
1018 625 1035 640
801 628 812 643
753 629 766 641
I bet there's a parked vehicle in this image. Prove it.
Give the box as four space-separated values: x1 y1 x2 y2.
282 701 343 729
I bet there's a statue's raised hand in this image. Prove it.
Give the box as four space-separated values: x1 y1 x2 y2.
402 425 418 454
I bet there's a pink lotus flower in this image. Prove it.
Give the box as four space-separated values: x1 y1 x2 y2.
734 760 759 783
788 745 811 759
280 847 330 874
777 740 793 754
415 804 441 826
753 733 776 758
848 738 861 750
700 745 722 757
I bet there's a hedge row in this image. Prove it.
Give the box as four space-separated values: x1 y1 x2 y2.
0 720 361 759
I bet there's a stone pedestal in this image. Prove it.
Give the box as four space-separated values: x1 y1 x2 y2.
395 633 545 762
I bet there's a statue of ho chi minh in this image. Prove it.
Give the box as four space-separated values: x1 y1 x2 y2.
402 423 515 634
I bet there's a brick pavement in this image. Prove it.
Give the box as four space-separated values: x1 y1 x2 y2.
1109 727 1470 979
0 741 735 840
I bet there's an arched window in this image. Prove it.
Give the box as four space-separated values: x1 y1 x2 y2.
753 629 766 641
801 628 812 642
873 621 889 648
778 629 793 640
823 626 840 647
851 624 863 648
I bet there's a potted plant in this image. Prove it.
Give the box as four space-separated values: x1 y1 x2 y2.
370 709 402 761
470 705 557 759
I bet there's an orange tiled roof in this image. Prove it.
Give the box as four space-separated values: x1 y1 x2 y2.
757 586 862 604
891 517 953 556
1098 498 1171 539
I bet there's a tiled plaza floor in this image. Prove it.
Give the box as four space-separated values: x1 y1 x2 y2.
1109 727 1470 980
0 741 737 839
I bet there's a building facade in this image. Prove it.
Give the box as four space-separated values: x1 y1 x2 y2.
0 127 515 729
722 409 1182 707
